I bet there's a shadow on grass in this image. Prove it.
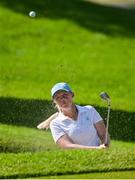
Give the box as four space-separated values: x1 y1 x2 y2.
0 0 135 37
96 105 135 142
0 96 135 142
0 96 56 128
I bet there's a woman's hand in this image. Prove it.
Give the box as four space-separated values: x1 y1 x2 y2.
97 144 107 149
94 121 110 147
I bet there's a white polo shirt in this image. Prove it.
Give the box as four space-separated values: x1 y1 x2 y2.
50 105 103 146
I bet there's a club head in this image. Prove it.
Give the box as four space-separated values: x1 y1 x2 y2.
100 92 110 102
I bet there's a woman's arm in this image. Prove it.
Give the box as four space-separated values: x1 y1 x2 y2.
37 112 58 130
57 134 106 150
94 120 110 147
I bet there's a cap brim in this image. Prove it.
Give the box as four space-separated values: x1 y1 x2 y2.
52 89 71 98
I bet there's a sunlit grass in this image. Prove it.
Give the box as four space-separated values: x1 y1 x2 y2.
0 123 134 153
0 1 135 178
0 2 135 111
0 122 135 178
42 170 135 179
0 124 57 153
0 145 135 178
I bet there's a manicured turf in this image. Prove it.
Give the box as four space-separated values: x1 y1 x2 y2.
0 146 135 179
0 124 57 153
0 122 135 178
0 0 135 178
41 170 135 179
0 123 135 153
0 0 135 111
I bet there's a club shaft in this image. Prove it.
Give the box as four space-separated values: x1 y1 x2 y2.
105 102 111 145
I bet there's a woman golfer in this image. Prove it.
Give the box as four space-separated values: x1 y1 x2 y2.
37 82 110 149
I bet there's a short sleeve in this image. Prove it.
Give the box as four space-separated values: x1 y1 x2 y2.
50 120 65 143
92 107 103 124
86 106 103 124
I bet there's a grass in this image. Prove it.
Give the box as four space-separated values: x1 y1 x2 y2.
0 0 135 178
0 123 135 153
41 170 135 179
0 0 135 111
0 124 57 153
0 145 135 179
0 110 135 178
0 97 135 143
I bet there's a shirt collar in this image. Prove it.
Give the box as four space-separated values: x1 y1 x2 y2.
57 104 84 121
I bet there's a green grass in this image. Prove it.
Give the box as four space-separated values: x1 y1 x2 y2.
0 0 135 178
0 0 135 111
0 145 135 179
0 123 134 153
41 170 135 179
0 124 57 153
0 97 135 143
0 122 135 178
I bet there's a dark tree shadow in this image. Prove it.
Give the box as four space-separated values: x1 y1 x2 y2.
0 0 135 37
0 97 135 142
0 97 56 128
95 105 135 142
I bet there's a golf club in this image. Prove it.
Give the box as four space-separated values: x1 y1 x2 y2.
99 92 111 146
